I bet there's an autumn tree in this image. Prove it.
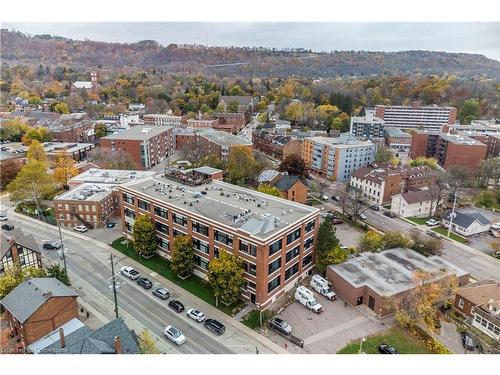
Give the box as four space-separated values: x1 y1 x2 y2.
316 219 340 274
491 240 500 255
279 154 307 177
359 230 384 252
208 250 244 307
410 229 443 256
256 183 280 197
343 186 369 221
132 215 157 258
442 166 474 198
409 157 438 170
26 139 48 164
0 159 22 190
8 160 56 220
26 127 52 143
227 146 258 186
323 245 348 268
0 266 47 299
171 235 195 278
54 102 70 114
47 263 70 286
138 329 160 354
284 101 305 125
375 146 394 163
382 231 412 250
477 157 500 188
94 123 107 138
53 152 79 188
88 148 136 170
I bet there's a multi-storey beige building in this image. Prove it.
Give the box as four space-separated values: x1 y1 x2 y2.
118 167 320 309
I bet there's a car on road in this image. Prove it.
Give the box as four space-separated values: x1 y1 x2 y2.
369 205 379 211
426 218 440 226
204 319 225 335
137 277 153 289
74 225 88 233
331 218 344 225
164 325 186 345
120 266 140 280
359 213 367 220
152 287 170 300
321 194 329 201
106 221 116 228
0 214 8 221
1 223 14 231
383 211 397 218
378 344 398 354
168 300 185 313
461 333 475 351
321 211 336 219
426 230 440 238
43 241 62 250
186 308 206 322
331 195 340 202
268 317 293 335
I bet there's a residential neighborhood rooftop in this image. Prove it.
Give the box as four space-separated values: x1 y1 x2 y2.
306 133 374 148
385 128 412 138
443 210 491 228
198 129 252 147
55 183 113 202
102 125 172 140
69 168 156 185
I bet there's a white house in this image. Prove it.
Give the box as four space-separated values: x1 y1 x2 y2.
72 81 93 89
441 210 491 237
391 190 439 218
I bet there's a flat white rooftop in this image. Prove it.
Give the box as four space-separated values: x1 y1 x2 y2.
70 168 156 185
55 183 113 202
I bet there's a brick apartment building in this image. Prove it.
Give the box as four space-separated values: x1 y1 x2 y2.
100 126 174 170
0 278 79 347
326 248 469 317
213 112 247 133
252 131 303 161
384 128 412 153
302 134 376 182
143 114 183 127
409 130 488 170
186 118 219 129
375 102 457 131
118 167 320 308
350 163 437 206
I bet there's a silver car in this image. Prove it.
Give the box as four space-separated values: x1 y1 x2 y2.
164 325 185 345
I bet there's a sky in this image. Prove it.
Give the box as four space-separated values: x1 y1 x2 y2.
3 22 499 60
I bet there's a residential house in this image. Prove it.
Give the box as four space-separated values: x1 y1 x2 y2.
0 228 42 275
272 174 308 204
442 210 491 237
390 189 439 218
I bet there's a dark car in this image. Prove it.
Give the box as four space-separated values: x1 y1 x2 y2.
461 333 475 351
204 319 225 335
106 221 116 228
331 218 344 225
370 205 380 211
1 224 14 231
269 317 293 335
384 211 397 218
137 277 153 289
378 344 398 354
331 195 340 202
152 287 170 300
43 241 62 250
168 300 185 313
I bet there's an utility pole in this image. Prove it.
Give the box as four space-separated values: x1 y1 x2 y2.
110 254 119 318
447 194 458 238
398 181 404 217
57 221 67 272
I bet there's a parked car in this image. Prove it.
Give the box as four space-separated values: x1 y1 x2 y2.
269 317 293 335
74 225 88 233
204 319 225 335
310 274 336 300
120 266 140 280
168 300 185 313
378 344 398 354
426 218 440 226
331 218 344 225
137 277 153 289
152 287 170 300
43 241 62 250
369 205 379 211
359 213 367 220
164 325 186 345
426 230 440 238
1 223 14 231
0 214 8 221
106 221 116 228
384 211 397 218
321 194 329 201
186 308 206 322
331 195 340 202
461 333 475 351
321 211 336 219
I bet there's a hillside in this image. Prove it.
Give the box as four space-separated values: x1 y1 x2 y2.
2 30 500 78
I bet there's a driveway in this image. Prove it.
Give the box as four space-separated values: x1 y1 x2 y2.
333 222 363 248
266 295 393 353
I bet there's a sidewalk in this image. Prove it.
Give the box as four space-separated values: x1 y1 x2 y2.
10 209 286 354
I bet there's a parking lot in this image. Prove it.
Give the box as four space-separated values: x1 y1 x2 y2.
334 222 364 249
266 290 394 353
458 208 500 255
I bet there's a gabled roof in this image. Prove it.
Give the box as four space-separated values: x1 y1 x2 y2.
456 280 500 307
0 228 40 259
443 210 491 228
0 278 78 323
257 169 281 183
401 190 432 204
273 175 301 192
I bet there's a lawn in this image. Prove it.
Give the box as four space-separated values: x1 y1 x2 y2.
111 237 244 316
431 227 467 244
337 327 432 354
241 309 273 330
406 217 430 226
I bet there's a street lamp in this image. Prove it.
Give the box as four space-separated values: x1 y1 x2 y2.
358 336 366 354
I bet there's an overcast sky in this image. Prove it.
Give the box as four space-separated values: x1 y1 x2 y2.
3 22 499 60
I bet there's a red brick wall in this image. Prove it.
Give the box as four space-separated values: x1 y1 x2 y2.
443 142 487 170
409 133 429 159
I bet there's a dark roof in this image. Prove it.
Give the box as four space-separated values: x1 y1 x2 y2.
401 190 432 204
0 278 78 323
1 228 40 259
273 175 300 192
220 96 252 106
443 210 491 228
40 318 140 354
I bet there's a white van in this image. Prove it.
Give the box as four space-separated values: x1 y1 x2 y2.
310 275 336 300
295 286 323 313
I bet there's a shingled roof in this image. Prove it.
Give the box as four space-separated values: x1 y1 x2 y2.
273 174 300 192
1 228 40 259
443 210 490 228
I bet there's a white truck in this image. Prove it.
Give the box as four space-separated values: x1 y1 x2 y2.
310 274 336 301
295 286 323 313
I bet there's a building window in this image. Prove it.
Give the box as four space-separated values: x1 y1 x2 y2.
268 275 281 293
286 246 300 263
458 298 464 309
285 263 299 281
194 255 209 270
154 206 168 219
193 238 209 254
123 193 134 204
214 246 219 258
304 236 314 250
172 213 187 227
305 220 315 233
269 239 282 256
239 240 257 257
287 228 301 244
192 221 209 237
137 199 150 211
156 237 169 250
303 253 313 267
214 230 233 246
244 262 257 276
155 222 168 235
124 208 136 219
268 258 281 275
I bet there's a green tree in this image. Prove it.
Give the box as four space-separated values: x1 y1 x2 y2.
375 146 394 163
7 160 56 220
47 263 70 286
171 235 195 277
26 139 48 164
323 245 348 266
94 123 107 138
28 95 42 106
316 220 340 274
382 231 412 249
284 101 305 125
458 98 481 124
227 146 258 185
359 230 384 252
138 329 160 354
279 154 307 177
409 157 438 170
256 183 280 197
54 102 70 114
227 101 240 113
0 266 46 299
208 250 244 307
228 85 242 96
132 215 157 258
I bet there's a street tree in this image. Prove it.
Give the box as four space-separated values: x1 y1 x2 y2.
256 183 280 197
343 186 369 221
227 146 258 186
208 250 244 307
359 230 384 252
382 231 412 249
26 139 48 164
53 151 79 188
132 215 157 258
491 240 500 256
315 219 340 274
410 229 443 256
138 329 160 354
171 235 195 278
0 266 47 299
7 160 56 220
279 154 307 177
47 263 71 286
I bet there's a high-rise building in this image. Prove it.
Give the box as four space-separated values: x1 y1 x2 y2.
350 109 385 140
